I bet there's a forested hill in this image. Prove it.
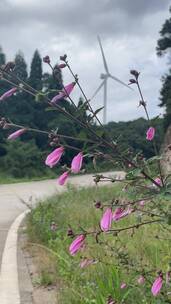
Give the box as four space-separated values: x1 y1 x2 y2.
0 47 164 179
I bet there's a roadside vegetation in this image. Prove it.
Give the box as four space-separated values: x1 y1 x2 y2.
27 184 171 304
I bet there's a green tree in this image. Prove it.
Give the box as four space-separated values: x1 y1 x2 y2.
106 117 164 159
0 46 8 98
0 50 33 127
14 51 28 81
157 6 171 130
0 46 6 65
0 140 50 178
29 50 42 90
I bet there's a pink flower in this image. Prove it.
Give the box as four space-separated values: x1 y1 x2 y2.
50 222 57 232
0 87 17 101
120 283 127 289
100 208 113 232
146 127 155 141
153 177 162 187
139 200 145 207
51 82 75 104
113 207 133 221
7 128 26 140
69 234 85 256
45 146 64 168
137 276 145 284
107 296 115 304
112 208 123 221
79 258 95 268
151 275 163 296
71 152 83 173
58 171 69 186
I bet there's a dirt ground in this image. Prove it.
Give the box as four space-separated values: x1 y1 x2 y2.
19 226 58 304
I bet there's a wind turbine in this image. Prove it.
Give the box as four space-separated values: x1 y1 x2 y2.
92 36 132 124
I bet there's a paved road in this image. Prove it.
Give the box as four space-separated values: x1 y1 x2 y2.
0 172 124 260
0 171 124 303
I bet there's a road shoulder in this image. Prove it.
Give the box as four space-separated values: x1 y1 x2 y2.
18 219 58 304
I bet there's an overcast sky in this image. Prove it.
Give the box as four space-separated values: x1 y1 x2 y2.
0 0 170 123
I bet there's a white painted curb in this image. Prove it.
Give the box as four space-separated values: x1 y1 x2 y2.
0 210 29 304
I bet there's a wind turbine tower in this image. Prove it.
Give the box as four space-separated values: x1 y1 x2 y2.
92 36 131 124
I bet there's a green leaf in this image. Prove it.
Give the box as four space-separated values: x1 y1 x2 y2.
93 106 104 116
45 107 58 112
77 130 88 140
35 92 46 102
96 129 105 137
126 168 142 180
87 107 104 122
166 215 171 225
147 155 163 163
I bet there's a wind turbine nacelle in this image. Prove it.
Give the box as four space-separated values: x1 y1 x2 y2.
100 73 108 80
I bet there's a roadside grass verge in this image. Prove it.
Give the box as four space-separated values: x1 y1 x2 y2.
26 184 171 303
0 171 56 184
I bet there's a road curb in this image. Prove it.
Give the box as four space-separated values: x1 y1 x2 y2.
0 210 29 304
18 214 33 304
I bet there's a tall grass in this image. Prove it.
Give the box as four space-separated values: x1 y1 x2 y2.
27 184 171 303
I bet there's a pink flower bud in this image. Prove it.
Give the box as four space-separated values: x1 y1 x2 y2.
58 63 66 69
43 55 50 64
94 201 102 209
120 282 127 289
60 54 67 61
146 127 155 141
130 70 139 79
67 228 74 237
45 146 64 168
137 276 145 284
151 274 163 296
129 78 137 84
71 152 83 173
100 208 112 232
153 177 162 187
0 87 17 101
57 171 69 186
69 234 85 256
51 82 75 104
7 128 26 140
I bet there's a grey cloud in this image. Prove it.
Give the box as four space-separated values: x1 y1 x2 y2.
0 0 170 122
108 0 170 17
0 0 170 40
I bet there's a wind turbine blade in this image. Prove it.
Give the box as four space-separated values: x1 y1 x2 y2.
97 35 109 74
109 74 133 90
91 80 105 100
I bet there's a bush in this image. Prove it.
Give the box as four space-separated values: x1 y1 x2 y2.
0 139 50 178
